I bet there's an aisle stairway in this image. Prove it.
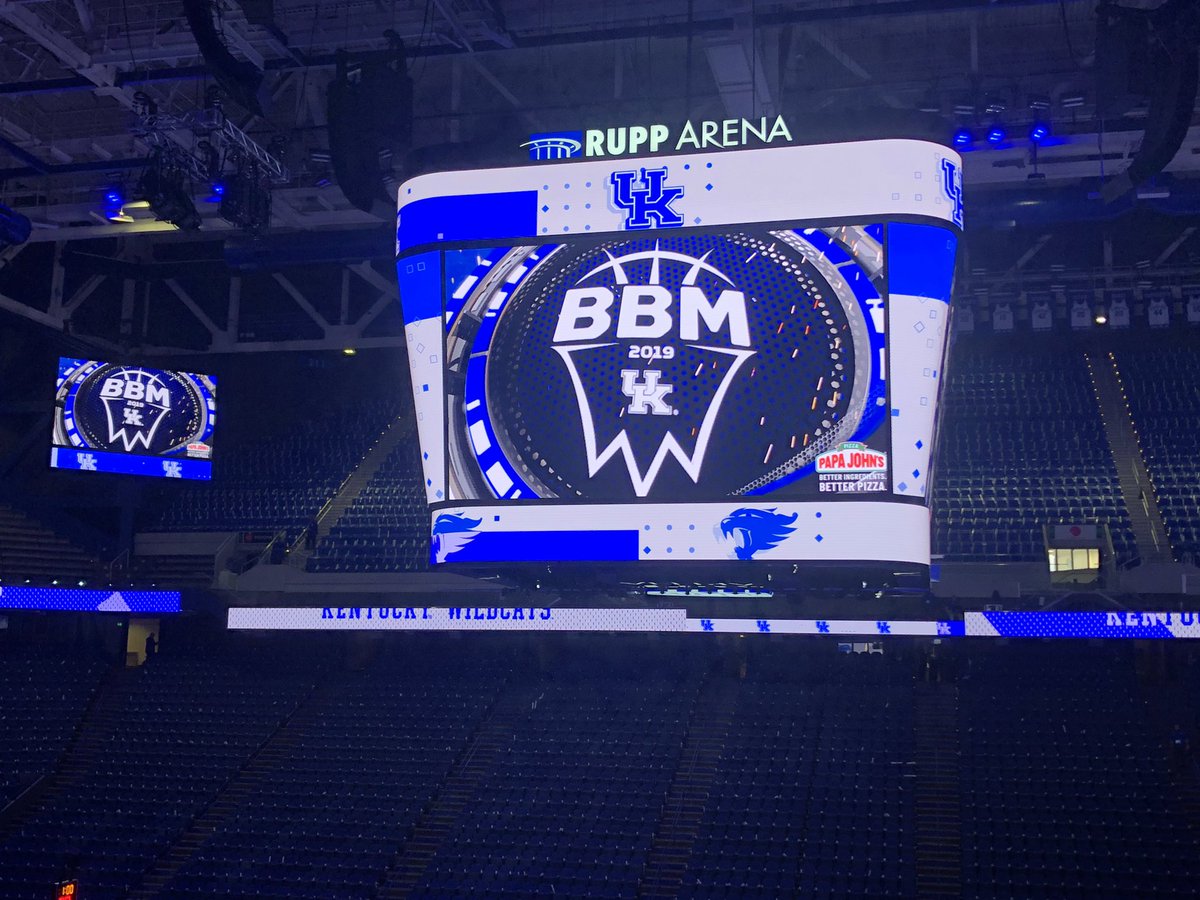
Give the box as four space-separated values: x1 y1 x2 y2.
315 419 413 544
280 416 414 570
0 665 130 841
1085 353 1173 563
376 685 539 899
638 677 741 899
126 680 329 899
913 683 962 897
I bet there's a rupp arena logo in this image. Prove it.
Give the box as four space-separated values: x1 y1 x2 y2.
523 115 792 161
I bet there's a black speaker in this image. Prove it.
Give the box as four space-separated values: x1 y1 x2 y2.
326 45 413 217
183 0 266 117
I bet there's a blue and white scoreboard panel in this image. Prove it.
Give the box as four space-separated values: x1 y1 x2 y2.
50 358 217 481
396 139 962 567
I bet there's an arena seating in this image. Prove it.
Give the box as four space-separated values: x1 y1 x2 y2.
933 341 1136 562
0 653 312 900
0 504 101 583
681 652 917 898
162 661 506 897
151 399 400 543
0 653 103 809
959 642 1200 897
1116 345 1200 563
3 638 1200 899
306 438 429 572
413 666 697 898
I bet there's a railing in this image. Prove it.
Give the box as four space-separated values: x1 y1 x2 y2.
106 548 130 580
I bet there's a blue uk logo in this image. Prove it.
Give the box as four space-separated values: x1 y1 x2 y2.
610 167 685 230
940 158 963 229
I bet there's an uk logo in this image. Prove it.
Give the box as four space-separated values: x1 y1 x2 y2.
610 167 685 230
78 453 97 471
620 369 674 415
162 460 183 478
940 158 963 228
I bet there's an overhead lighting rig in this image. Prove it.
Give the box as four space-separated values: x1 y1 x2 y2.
127 92 289 232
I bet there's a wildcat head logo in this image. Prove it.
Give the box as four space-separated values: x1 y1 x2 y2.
98 368 172 453
720 507 798 560
431 513 482 563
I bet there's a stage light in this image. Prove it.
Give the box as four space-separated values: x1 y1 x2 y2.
342 347 357 356
1028 93 1052 111
1095 314 1108 325
139 155 202 231
0 203 32 249
218 159 272 232
987 123 1007 145
1029 121 1050 144
953 127 974 148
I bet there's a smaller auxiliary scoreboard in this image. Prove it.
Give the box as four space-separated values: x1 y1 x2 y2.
49 358 217 481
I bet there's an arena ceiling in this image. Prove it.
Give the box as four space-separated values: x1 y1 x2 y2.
0 0 1194 240
0 0 1198 353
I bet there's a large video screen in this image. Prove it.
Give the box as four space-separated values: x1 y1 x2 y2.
50 358 216 480
397 139 961 567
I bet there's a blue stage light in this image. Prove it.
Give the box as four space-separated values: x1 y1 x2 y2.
1029 121 1050 143
986 124 1007 145
952 127 974 148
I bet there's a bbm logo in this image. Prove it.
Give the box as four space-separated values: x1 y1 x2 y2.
447 227 884 501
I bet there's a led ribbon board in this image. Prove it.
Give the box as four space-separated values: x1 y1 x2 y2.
396 139 962 567
0 587 181 613
228 609 1200 639
50 358 217 481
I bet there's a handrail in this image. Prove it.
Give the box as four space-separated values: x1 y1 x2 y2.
107 547 130 578
288 417 401 553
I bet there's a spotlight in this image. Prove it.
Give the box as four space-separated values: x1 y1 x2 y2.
342 347 357 356
102 185 129 222
1028 93 1052 111
1095 314 1108 325
218 157 271 233
139 153 202 231
1029 121 1050 144
1061 93 1085 109
953 127 974 148
0 202 31 250
987 123 1007 145
205 180 227 203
